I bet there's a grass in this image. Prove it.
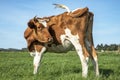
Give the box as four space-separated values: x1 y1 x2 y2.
0 51 120 80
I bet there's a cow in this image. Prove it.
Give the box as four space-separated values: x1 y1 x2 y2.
24 4 99 77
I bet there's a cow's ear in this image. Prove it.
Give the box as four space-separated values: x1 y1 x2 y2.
28 20 35 28
70 7 88 17
24 27 33 39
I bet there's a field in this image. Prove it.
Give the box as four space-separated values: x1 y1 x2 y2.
0 51 120 80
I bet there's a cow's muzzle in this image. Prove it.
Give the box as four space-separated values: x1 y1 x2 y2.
48 37 53 43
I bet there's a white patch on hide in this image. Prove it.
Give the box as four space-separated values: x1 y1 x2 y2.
72 8 82 13
38 20 47 27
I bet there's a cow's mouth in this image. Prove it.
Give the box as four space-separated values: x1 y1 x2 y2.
48 38 53 43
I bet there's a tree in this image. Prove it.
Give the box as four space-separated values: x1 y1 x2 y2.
96 43 104 51
118 44 120 52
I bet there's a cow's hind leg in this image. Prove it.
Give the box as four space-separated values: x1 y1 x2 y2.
85 38 99 76
64 28 89 77
69 36 89 77
91 46 99 76
33 47 46 74
72 40 89 77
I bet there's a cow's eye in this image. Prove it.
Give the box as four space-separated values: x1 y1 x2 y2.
37 27 42 31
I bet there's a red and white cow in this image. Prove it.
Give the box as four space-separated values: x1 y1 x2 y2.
24 4 99 77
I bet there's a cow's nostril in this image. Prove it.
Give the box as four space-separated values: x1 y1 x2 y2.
48 38 53 42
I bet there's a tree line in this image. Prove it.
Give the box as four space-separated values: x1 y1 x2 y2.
0 48 27 52
96 44 120 52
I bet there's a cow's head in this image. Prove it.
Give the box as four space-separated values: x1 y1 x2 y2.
28 16 53 43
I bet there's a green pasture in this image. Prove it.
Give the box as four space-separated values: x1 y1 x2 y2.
0 51 120 80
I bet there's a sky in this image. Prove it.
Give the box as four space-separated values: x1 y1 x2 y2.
0 0 120 49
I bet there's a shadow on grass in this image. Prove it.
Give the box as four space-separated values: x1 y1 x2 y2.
100 68 114 78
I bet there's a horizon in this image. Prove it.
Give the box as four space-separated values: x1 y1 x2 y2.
0 43 120 50
0 0 120 49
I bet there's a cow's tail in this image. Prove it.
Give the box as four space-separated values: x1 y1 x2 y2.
53 4 71 13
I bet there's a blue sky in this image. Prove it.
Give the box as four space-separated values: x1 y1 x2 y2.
0 0 120 49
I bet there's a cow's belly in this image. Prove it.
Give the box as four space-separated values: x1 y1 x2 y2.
47 40 73 53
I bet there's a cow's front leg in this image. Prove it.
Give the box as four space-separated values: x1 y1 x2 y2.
33 47 46 74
